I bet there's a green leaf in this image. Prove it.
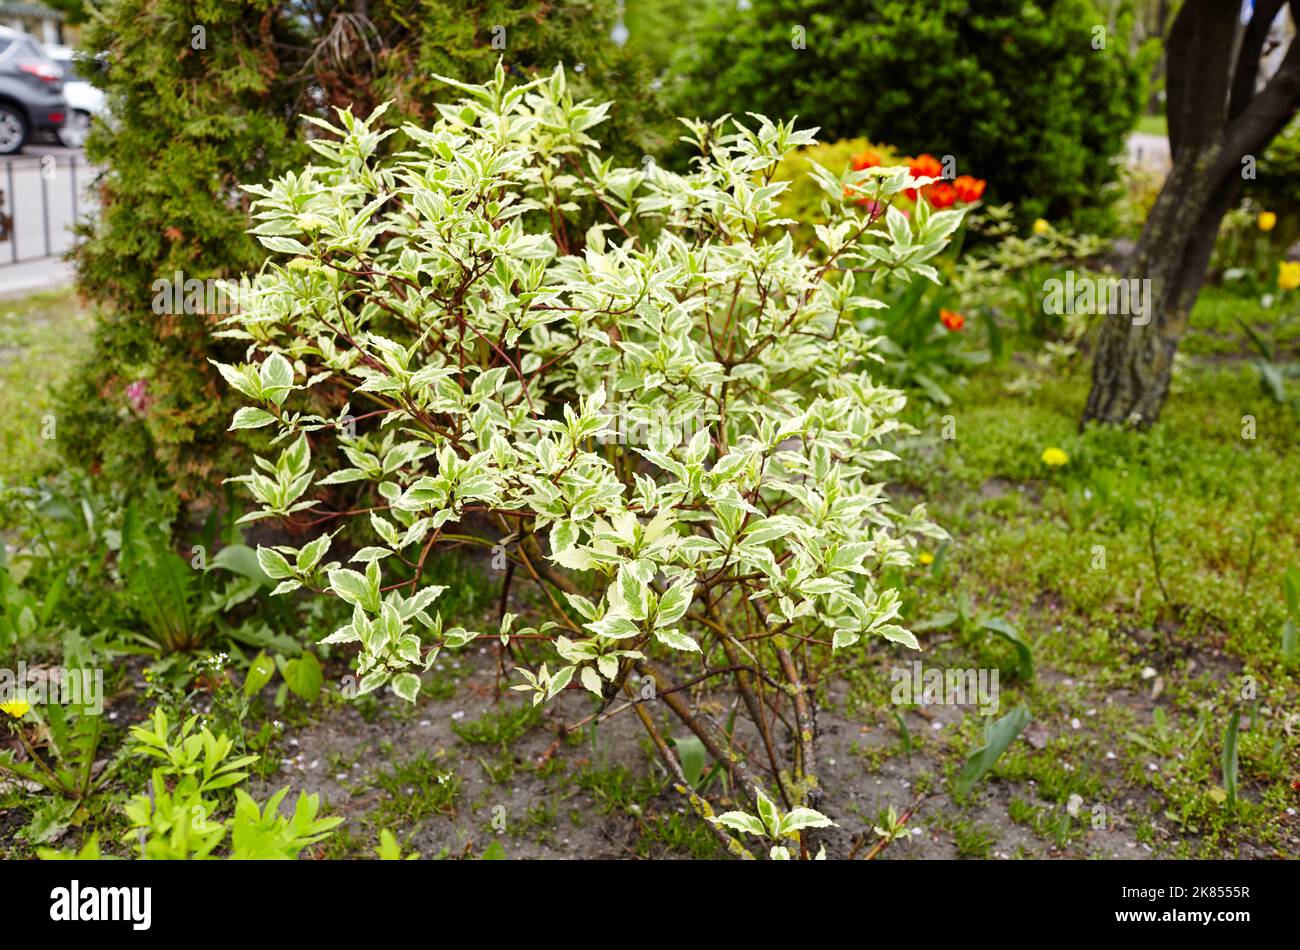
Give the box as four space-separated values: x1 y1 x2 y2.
707 811 766 838
653 576 695 628
392 673 421 704
954 705 1031 799
229 407 276 430
831 629 861 650
212 544 273 585
588 614 640 640
980 616 1034 680
255 547 295 580
258 353 295 405
876 624 919 650
328 568 376 612
1284 566 1300 617
1282 618 1298 667
377 829 402 860
754 788 781 838
778 807 835 837
243 651 276 697
654 627 700 652
282 652 323 702
296 534 331 573
1222 709 1240 806
912 610 959 631
546 665 575 699
671 735 708 789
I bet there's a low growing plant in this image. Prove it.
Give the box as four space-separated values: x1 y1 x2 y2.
216 64 955 858
119 709 339 860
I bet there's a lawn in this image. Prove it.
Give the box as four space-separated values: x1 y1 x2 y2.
0 289 92 482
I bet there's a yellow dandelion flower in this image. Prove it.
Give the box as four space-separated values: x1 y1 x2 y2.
918 552 935 566
1041 447 1069 467
1258 211 1277 232
1279 261 1300 291
1032 218 1051 237
1 699 31 719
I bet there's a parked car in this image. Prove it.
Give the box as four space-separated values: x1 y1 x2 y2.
0 27 66 155
45 45 105 149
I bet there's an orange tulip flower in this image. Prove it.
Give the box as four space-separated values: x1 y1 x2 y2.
852 150 883 171
908 154 943 179
927 182 958 209
905 154 944 201
953 175 986 203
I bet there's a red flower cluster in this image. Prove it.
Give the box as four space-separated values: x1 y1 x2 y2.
939 308 965 332
901 153 987 209
846 149 987 212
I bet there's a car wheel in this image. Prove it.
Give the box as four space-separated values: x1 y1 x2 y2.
0 105 26 155
57 109 90 149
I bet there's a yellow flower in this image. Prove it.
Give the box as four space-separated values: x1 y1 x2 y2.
1032 218 1051 237
1258 211 1277 232
1279 260 1300 291
918 552 935 566
0 699 31 719
1041 447 1069 467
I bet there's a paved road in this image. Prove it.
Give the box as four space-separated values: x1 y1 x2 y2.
0 144 97 292
0 256 75 299
1126 132 1172 172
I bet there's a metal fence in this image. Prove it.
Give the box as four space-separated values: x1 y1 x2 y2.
0 152 97 267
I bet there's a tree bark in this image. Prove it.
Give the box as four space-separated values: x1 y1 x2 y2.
1083 0 1300 426
1084 150 1221 425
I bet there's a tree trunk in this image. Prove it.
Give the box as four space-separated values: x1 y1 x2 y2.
1082 151 1239 425
1083 0 1300 427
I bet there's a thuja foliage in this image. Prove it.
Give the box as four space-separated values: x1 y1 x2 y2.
670 0 1148 227
217 65 952 859
60 0 312 492
62 0 664 498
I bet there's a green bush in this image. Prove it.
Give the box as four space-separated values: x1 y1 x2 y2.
62 0 666 501
670 0 1147 227
214 66 956 856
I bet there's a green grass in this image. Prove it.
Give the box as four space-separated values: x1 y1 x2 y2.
367 753 461 824
871 342 1299 856
1133 113 1168 137
0 288 91 482
451 702 542 748
1184 285 1300 359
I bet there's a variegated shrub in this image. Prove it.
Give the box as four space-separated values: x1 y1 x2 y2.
215 63 956 858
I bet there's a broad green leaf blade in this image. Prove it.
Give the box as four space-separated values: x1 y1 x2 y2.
954 705 1031 799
